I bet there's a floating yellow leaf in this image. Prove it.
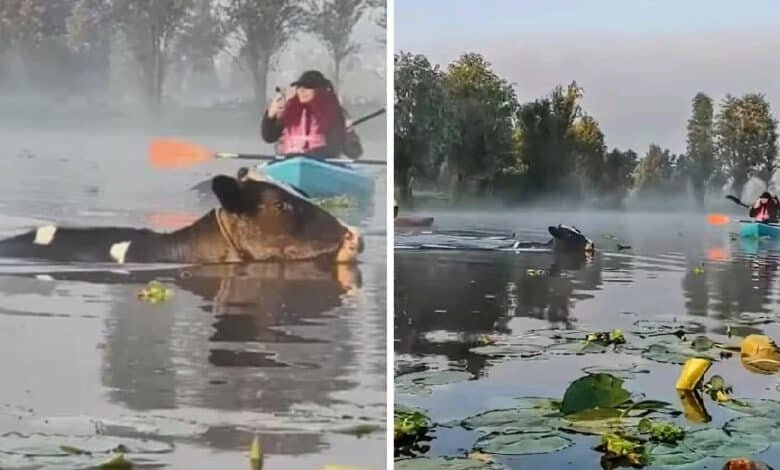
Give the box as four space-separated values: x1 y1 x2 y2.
675 357 712 391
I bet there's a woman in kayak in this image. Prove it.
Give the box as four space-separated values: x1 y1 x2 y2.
262 70 362 160
750 192 780 222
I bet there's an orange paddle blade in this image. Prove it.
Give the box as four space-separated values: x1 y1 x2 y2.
148 138 214 169
707 214 731 225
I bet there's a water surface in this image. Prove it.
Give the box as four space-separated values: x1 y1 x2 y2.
395 210 780 469
0 122 387 469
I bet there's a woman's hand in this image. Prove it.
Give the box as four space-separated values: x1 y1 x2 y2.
267 94 285 119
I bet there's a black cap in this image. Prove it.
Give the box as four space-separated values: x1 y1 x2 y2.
291 70 331 89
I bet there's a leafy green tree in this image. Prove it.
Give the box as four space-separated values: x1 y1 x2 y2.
636 144 678 195
307 0 374 89
111 0 194 111
222 0 308 108
517 82 583 194
394 52 456 202
686 92 715 207
571 113 607 191
442 53 518 196
716 93 778 194
603 148 638 203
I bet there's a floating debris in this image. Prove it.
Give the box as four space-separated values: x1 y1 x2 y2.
137 281 172 304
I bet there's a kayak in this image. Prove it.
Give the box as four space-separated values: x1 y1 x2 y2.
259 156 374 201
395 216 434 228
739 220 780 238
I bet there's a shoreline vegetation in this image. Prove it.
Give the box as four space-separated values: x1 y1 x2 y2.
394 51 779 211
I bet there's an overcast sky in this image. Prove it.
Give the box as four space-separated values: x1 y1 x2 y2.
395 0 780 154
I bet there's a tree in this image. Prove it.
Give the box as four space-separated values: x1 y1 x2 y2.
0 0 47 48
111 0 194 111
67 0 113 94
442 53 518 197
686 93 715 208
308 0 374 89
636 144 677 195
394 52 457 202
176 0 224 91
603 148 638 203
571 113 607 191
517 82 583 194
716 93 778 194
222 0 308 108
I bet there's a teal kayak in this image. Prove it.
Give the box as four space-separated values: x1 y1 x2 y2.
259 156 374 202
739 220 780 238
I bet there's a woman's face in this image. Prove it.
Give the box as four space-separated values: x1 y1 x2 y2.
296 86 316 103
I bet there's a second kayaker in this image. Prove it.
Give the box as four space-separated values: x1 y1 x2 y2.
261 70 363 160
749 191 780 222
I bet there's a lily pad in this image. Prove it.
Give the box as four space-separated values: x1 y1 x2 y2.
721 398 780 419
469 343 544 359
647 443 704 468
559 374 632 416
474 431 572 455
681 428 770 458
544 341 609 355
511 397 561 411
394 457 499 469
641 342 717 365
733 312 778 325
724 416 780 439
0 452 161 469
396 370 473 395
631 320 704 338
582 363 650 380
461 408 558 434
560 408 642 436
99 415 207 437
0 433 173 456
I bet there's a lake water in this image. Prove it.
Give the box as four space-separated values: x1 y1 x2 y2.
395 210 780 469
0 118 387 469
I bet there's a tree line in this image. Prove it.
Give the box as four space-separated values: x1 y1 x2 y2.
395 51 779 207
0 0 386 111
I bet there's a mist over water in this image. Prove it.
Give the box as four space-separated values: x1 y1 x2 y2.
0 8 387 467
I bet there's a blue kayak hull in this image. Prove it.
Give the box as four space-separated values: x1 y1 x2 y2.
260 157 374 201
739 221 780 238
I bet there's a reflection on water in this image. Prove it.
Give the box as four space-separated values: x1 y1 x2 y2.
394 211 780 468
0 129 386 468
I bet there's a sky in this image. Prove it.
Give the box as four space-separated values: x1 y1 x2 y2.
395 0 780 153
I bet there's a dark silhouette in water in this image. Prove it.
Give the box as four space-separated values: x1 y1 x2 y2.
0 174 363 264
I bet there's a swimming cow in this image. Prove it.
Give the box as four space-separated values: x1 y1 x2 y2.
508 225 595 253
0 173 363 264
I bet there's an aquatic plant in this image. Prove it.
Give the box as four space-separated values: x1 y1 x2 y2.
137 280 172 304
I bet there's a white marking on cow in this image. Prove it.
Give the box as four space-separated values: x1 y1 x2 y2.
109 241 131 264
34 225 57 245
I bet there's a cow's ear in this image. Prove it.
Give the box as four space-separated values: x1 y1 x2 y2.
548 226 560 238
212 175 247 213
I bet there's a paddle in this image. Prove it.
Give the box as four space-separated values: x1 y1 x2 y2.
707 195 753 225
149 108 386 169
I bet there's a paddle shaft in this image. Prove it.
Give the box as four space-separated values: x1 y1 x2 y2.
726 195 751 209
215 153 386 166
216 108 386 165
